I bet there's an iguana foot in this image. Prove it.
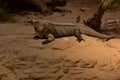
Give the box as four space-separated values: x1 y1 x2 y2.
42 41 48 45
42 40 51 45
77 38 85 42
101 38 110 42
33 36 40 40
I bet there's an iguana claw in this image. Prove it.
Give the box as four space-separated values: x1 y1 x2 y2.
33 36 40 40
77 38 85 42
42 41 48 45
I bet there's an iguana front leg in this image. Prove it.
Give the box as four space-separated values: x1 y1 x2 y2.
33 36 40 40
42 33 55 45
74 29 84 42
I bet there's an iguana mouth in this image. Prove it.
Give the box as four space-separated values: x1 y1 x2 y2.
34 25 47 38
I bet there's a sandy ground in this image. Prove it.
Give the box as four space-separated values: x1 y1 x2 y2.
1 0 120 80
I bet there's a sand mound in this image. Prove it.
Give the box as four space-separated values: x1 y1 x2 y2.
0 23 120 80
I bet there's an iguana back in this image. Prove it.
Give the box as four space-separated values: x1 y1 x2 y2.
47 21 115 39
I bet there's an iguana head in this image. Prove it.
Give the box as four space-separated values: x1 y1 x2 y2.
28 19 49 25
28 19 47 38
34 25 45 38
28 20 39 25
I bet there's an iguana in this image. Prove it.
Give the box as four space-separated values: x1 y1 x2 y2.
29 20 118 45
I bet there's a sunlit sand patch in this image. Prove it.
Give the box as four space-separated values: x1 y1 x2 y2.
105 39 120 49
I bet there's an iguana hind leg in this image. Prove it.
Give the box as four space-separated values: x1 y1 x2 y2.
74 29 84 42
42 33 55 45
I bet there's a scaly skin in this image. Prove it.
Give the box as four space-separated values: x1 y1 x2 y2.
49 21 115 39
30 20 84 45
30 20 117 45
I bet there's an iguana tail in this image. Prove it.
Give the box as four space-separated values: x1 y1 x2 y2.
79 24 115 39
